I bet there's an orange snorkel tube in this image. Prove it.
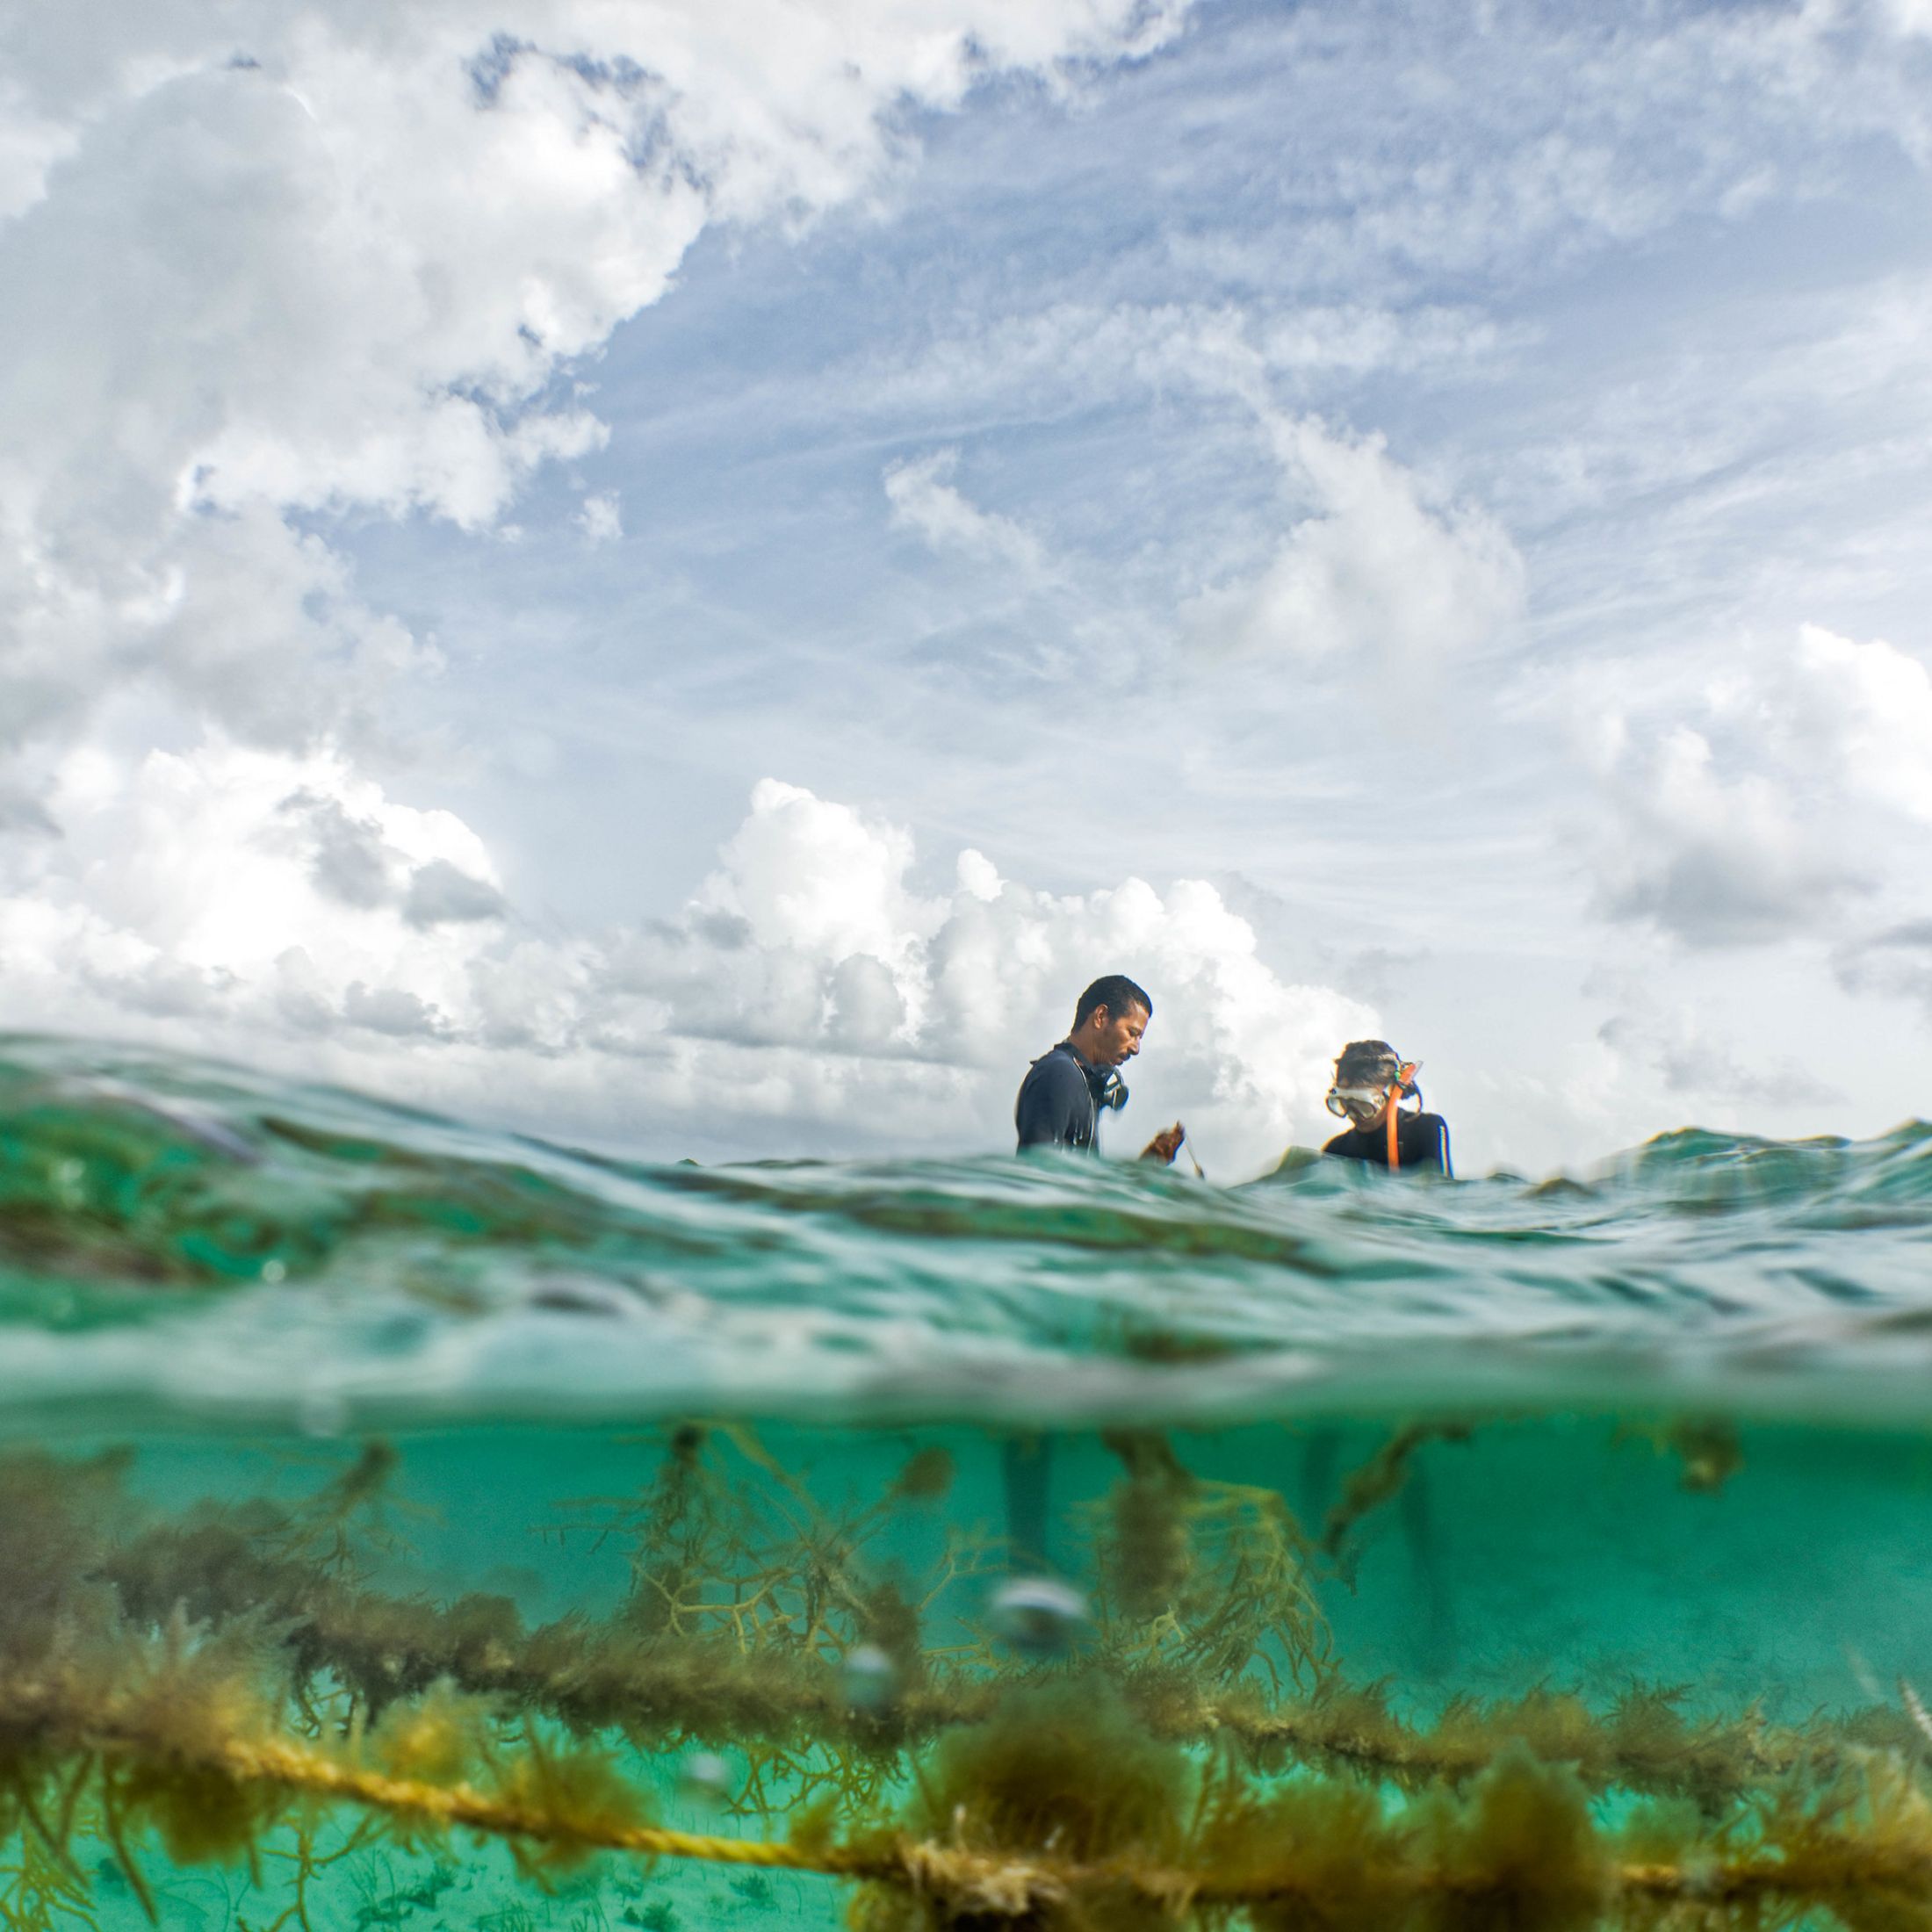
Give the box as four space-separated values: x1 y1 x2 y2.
1382 1063 1420 1171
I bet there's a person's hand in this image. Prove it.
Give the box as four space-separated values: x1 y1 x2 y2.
1140 1121 1185 1164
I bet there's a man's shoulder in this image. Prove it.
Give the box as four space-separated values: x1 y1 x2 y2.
1016 1043 1095 1150
1020 1046 1086 1091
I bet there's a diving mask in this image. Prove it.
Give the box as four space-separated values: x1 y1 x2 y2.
1323 1056 1420 1121
1325 1082 1390 1121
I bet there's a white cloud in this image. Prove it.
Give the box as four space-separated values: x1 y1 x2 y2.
1586 720 1861 948
1596 1000 1840 1110
1786 624 1932 822
0 0 1198 775
627 786 1381 1164
876 361 1525 693
577 493 623 544
1185 416 1525 674
689 777 936 1031
1835 919 1932 1020
860 299 1512 425
1880 0 1932 38
884 450 1051 576
0 756 1368 1174
1575 626 1932 948
0 737 508 1028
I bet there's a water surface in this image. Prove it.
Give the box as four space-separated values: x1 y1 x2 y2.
2 1035 1929 1930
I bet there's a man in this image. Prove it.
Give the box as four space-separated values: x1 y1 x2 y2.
1015 974 1184 1163
1321 1039 1453 1176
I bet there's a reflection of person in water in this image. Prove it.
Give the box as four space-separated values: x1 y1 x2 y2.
1321 1039 1453 1176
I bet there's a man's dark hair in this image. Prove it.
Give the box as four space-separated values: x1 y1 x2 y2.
1076 974 1152 1028
1335 1039 1400 1081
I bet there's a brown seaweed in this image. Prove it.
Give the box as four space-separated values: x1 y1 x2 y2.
0 1433 1928 1931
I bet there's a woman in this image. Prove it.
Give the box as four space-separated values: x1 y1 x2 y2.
1322 1039 1453 1175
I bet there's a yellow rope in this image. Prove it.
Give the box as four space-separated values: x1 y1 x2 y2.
132 1734 1932 1914
12 1682 1932 1918
235 1743 808 1860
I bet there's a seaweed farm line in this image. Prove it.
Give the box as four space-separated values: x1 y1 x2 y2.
5 1412 1932 1931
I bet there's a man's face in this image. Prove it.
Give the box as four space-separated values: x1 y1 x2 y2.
1091 1002 1150 1067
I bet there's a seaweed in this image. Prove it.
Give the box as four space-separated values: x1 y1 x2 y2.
1 1433 1930 1932
1319 1423 1473 1570
1614 1419 1746 1496
1085 1431 1330 1691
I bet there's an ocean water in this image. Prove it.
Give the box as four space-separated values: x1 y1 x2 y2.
3 1034 1932 1931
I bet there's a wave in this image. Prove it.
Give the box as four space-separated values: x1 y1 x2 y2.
2 1033 1929 1430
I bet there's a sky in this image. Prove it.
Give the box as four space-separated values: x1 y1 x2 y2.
2 0 1930 1179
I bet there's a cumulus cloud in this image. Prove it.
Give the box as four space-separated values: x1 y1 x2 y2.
0 762 1369 1172
0 0 1197 779
1186 416 1525 673
595 779 1375 1164
404 860 508 930
1783 624 1932 822
0 737 508 1029
1835 919 1932 1020
1586 721 1863 947
619 786 1379 1164
880 397 1525 694
1577 626 1932 948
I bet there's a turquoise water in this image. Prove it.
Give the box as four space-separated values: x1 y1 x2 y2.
3 1034 1932 1930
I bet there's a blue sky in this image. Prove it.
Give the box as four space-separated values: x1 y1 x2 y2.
3 0 1929 1175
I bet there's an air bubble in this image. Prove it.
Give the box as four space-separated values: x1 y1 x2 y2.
840 1643 898 1712
989 1576 1089 1656
677 1750 732 1810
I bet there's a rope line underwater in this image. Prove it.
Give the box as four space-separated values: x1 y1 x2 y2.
9 1674 1932 1928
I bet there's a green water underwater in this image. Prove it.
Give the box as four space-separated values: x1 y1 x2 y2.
4 1035 1932 1930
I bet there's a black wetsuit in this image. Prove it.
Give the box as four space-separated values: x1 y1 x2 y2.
1014 1042 1110 1153
1322 1112 1453 1176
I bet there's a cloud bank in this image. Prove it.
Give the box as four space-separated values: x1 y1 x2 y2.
0 757 1372 1172
0 0 1194 768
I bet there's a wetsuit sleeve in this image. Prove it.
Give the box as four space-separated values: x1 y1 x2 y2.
1404 1114 1452 1175
1015 1057 1090 1151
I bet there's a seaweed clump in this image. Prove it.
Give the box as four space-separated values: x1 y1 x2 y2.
854 1685 1192 1932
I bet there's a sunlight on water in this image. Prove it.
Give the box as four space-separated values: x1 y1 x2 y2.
2 1034 1931 1929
